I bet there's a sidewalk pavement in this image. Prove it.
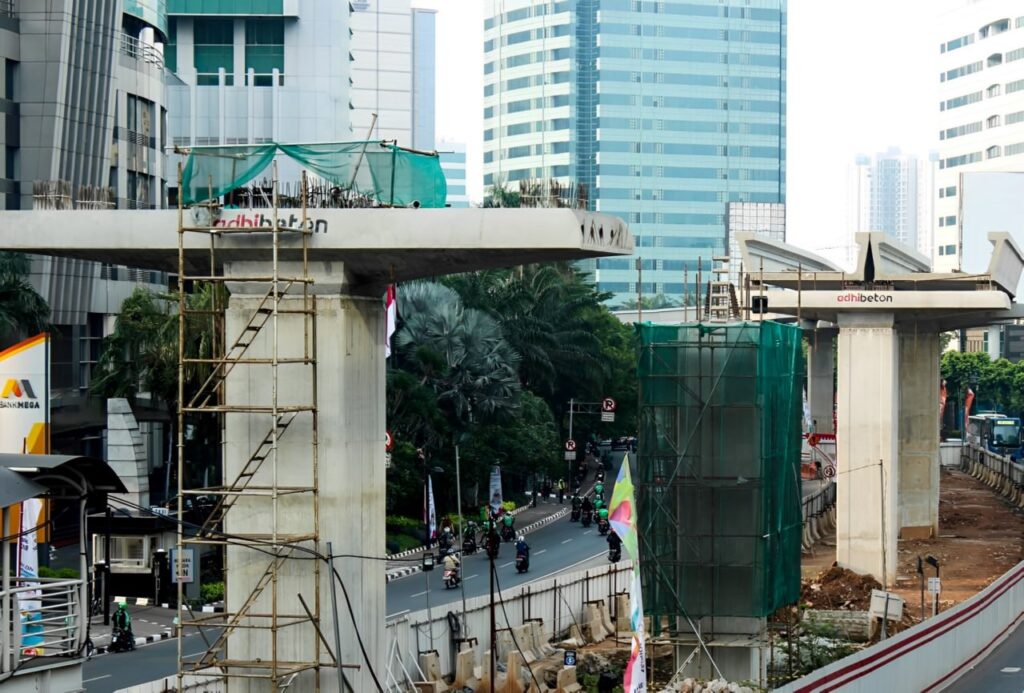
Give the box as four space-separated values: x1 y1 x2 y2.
384 493 574 582
88 604 177 654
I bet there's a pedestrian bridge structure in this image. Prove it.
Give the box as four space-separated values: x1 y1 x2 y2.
739 231 1024 585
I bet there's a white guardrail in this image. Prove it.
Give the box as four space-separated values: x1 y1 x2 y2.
779 443 1024 692
1 577 87 673
385 560 632 690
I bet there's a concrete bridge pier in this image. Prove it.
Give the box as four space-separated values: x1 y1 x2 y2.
806 325 836 434
836 313 899 586
898 330 940 540
223 261 385 692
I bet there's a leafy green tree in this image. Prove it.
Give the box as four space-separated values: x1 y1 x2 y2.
0 252 50 343
92 285 222 493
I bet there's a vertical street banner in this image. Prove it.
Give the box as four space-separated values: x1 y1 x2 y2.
0 333 50 454
427 475 437 541
18 496 44 654
489 466 503 516
608 454 648 693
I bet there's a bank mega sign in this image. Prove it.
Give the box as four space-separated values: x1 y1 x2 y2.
0 333 49 454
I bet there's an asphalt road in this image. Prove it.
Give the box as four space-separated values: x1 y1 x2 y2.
942 620 1024 691
83 631 214 692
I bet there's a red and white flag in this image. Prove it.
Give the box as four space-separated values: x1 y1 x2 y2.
385 284 397 358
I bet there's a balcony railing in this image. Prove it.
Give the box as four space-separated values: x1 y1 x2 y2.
1 577 87 673
118 32 164 67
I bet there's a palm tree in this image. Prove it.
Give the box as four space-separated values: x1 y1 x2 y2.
0 252 50 342
395 281 521 423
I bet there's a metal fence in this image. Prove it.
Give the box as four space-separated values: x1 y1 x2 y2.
384 561 632 690
1 577 86 673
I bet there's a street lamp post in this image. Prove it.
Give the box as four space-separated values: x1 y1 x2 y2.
419 448 444 652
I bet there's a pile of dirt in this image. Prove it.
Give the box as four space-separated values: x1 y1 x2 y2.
800 565 882 611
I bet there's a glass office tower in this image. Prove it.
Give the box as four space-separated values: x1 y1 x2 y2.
483 0 787 304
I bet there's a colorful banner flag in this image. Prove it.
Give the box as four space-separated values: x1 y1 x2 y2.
964 387 975 433
0 333 50 454
488 466 504 516
608 454 647 692
427 475 437 541
385 284 397 358
939 379 947 421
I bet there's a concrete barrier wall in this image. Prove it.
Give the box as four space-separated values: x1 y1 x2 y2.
939 442 961 467
777 559 1024 692
963 443 1024 509
385 561 632 685
115 674 224 692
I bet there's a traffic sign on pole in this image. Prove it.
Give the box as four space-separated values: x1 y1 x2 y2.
601 397 616 422
564 439 577 461
385 430 393 451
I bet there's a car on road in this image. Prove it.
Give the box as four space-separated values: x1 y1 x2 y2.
611 437 629 450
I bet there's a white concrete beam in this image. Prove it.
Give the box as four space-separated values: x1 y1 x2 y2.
0 208 633 287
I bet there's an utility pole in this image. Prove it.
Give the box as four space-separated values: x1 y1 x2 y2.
488 527 497 688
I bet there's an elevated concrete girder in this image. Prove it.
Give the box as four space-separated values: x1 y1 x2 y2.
739 232 1024 296
0 207 631 288
0 207 633 692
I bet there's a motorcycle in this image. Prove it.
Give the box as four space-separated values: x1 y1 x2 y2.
500 524 515 543
443 567 461 589
608 545 621 563
581 510 593 528
515 553 529 573
570 507 581 522
597 518 610 535
438 531 453 551
109 627 135 653
462 533 477 555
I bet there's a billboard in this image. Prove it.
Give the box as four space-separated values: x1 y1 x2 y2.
0 333 49 454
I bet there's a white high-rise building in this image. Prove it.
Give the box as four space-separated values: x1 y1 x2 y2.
350 0 413 145
934 0 1024 271
846 148 932 258
439 140 468 207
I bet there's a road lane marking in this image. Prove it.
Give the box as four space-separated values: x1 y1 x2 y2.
466 574 479 580
583 531 593 535
84 675 111 683
561 539 572 544
501 562 513 568
387 609 410 620
410 590 430 598
1000 667 1021 673
535 549 547 555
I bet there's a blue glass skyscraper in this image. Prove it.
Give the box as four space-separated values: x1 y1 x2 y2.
483 0 786 304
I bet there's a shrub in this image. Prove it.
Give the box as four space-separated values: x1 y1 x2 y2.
39 566 79 579
200 581 225 604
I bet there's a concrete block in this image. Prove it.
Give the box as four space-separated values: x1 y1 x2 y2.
615 594 630 633
419 651 442 682
454 648 478 688
413 683 444 693
557 623 585 649
513 624 536 663
556 667 583 693
598 601 615 635
497 629 519 662
583 603 608 644
530 620 556 657
506 650 527 693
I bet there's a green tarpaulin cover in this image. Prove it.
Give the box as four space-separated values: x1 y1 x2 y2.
180 141 447 208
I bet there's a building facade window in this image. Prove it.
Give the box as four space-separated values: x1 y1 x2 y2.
245 19 284 86
194 19 235 85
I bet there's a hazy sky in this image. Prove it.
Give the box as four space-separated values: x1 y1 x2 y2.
412 0 938 256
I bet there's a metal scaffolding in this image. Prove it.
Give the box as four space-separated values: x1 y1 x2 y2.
175 160 323 690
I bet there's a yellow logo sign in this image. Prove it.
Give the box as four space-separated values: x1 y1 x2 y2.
1 379 40 408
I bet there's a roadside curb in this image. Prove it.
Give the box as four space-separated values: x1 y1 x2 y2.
385 505 571 582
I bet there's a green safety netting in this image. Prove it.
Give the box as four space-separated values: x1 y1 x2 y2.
180 141 447 207
636 321 804 626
